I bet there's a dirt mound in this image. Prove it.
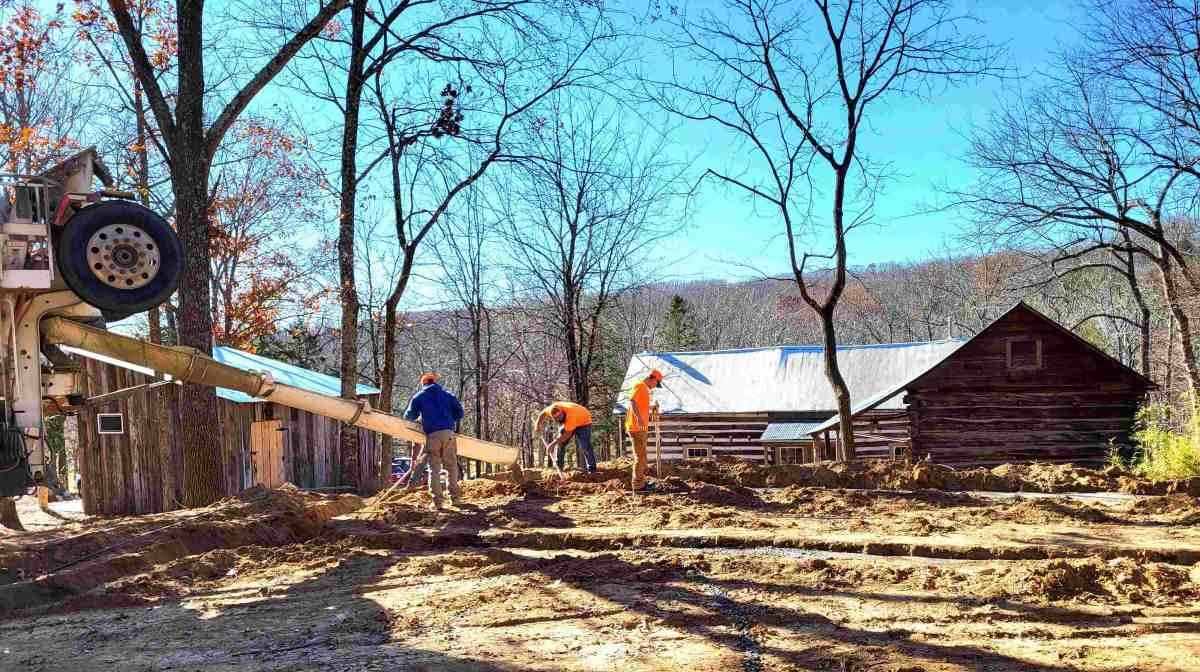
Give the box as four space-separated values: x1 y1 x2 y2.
994 558 1198 605
102 539 368 604
681 480 760 507
1127 495 1200 516
998 498 1113 525
237 483 363 522
660 457 1155 493
771 486 981 515
0 485 362 616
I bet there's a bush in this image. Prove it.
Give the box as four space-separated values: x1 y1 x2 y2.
1126 404 1200 481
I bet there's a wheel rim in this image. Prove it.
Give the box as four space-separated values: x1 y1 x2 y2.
85 223 161 290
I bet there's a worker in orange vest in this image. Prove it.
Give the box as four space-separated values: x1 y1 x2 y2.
625 369 663 491
534 401 596 473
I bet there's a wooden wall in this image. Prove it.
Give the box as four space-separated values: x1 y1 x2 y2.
905 306 1148 466
73 358 383 515
75 359 182 515
813 409 912 463
618 412 837 464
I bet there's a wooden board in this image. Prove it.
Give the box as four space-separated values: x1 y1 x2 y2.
251 420 285 489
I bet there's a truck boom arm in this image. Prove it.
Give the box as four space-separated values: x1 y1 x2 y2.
41 317 519 466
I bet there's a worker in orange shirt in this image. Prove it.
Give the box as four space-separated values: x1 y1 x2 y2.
625 369 663 491
534 401 596 473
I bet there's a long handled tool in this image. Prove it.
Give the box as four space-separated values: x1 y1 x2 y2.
543 439 564 475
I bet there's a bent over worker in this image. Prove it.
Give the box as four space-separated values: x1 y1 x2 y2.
404 372 465 511
534 402 596 473
625 369 663 491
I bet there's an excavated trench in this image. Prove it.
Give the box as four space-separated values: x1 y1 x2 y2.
5 461 1200 618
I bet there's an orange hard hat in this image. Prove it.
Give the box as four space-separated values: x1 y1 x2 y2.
648 369 664 381
419 372 439 385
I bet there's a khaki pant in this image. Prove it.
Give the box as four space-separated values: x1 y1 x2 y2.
426 430 461 506
630 431 648 489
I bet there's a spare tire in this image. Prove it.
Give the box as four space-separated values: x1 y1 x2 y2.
56 200 182 315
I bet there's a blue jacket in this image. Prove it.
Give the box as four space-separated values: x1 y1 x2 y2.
403 383 464 434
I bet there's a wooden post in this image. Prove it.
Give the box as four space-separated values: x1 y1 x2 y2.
652 402 662 476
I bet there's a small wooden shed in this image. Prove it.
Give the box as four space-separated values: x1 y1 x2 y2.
68 346 383 515
808 302 1153 466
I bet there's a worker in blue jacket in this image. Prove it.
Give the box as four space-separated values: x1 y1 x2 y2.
404 372 465 511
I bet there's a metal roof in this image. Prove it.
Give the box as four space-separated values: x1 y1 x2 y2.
612 339 964 415
760 422 824 443
211 347 381 403
61 344 381 404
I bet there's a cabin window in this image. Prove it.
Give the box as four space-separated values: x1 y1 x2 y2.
686 445 712 459
1007 338 1042 370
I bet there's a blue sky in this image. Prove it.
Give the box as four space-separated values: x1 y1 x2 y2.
655 0 1085 280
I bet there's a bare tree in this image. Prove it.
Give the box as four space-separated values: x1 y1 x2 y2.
960 62 1200 395
292 0 612 489
647 0 997 459
502 94 682 407
433 185 517 441
104 0 347 505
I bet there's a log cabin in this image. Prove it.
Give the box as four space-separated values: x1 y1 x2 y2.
612 338 963 463
64 345 384 515
807 302 1153 466
615 302 1151 467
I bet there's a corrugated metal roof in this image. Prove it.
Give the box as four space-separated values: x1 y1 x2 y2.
211 347 381 403
760 422 823 442
61 344 381 403
612 339 964 415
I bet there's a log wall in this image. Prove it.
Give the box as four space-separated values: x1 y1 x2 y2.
906 306 1148 466
619 413 835 464
73 358 383 515
817 409 912 462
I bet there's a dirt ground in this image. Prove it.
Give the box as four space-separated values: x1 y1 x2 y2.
2 459 1199 671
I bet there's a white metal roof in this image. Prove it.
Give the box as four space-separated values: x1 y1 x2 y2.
613 339 964 416
61 344 380 403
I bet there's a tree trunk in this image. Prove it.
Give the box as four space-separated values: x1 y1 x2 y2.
563 286 588 405
164 301 178 345
819 307 856 461
1139 306 1152 379
173 0 224 506
337 0 368 491
472 306 483 437
378 297 399 484
135 82 162 345
1157 252 1200 398
0 497 22 531
822 169 855 461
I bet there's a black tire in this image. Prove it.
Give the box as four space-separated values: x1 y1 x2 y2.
56 200 182 314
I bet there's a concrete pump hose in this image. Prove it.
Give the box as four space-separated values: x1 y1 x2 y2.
41 317 522 468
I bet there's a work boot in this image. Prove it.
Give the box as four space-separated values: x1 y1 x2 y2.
430 501 443 513
450 496 464 508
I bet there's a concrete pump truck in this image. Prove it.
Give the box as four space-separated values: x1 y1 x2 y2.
0 149 517 501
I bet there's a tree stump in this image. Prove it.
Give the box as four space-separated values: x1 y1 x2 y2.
0 497 24 531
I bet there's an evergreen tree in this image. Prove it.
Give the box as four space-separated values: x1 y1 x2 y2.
661 295 700 350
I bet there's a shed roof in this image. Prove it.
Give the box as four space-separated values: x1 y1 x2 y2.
760 422 823 443
806 301 1154 436
61 344 380 403
613 339 964 416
